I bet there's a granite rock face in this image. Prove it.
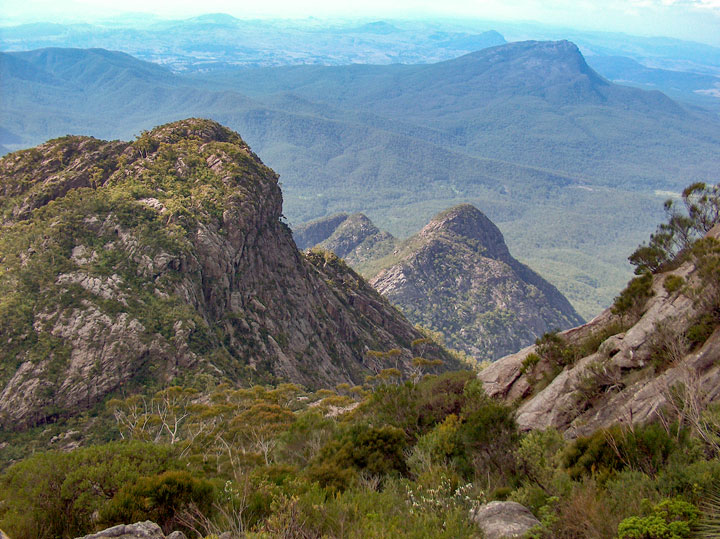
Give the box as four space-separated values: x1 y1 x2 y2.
296 204 583 361
0 119 452 430
314 213 396 268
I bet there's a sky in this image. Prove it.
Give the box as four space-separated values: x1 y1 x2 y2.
1 0 720 46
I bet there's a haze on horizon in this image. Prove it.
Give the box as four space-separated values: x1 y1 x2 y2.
2 0 720 47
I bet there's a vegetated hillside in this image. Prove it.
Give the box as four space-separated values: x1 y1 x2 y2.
3 43 719 318
2 200 720 539
206 40 720 188
0 119 453 431
297 205 584 361
480 185 720 437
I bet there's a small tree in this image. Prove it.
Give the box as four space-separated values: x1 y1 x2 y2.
630 182 720 274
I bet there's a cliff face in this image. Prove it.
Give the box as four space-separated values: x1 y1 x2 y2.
0 119 451 429
369 205 584 360
479 225 720 437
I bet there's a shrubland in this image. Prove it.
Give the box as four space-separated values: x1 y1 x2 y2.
2 364 720 538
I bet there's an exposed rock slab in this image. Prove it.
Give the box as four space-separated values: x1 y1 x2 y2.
480 240 720 437
369 204 584 361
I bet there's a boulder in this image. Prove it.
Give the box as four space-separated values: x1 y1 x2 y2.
76 521 165 539
470 501 540 539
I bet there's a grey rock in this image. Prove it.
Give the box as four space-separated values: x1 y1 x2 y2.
166 532 187 539
292 212 349 250
316 213 396 266
299 205 583 362
76 521 164 539
470 501 540 539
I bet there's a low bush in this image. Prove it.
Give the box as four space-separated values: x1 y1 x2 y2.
612 272 654 318
617 498 699 539
564 424 681 481
0 441 178 539
99 470 216 533
663 275 685 294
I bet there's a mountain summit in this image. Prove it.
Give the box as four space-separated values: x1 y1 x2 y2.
0 119 452 430
369 204 583 360
417 204 512 261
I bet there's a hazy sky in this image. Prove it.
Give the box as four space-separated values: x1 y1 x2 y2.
2 0 720 46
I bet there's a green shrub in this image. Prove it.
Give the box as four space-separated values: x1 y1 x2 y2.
564 424 681 481
617 498 699 539
515 429 567 495
534 331 576 368
364 370 477 440
686 312 719 348
408 414 462 473
663 275 685 294
308 424 407 491
0 441 178 539
658 456 720 503
99 470 216 533
629 182 720 274
457 399 518 479
520 353 541 375
612 272 655 317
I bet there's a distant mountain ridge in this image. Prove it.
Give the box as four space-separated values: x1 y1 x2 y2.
2 40 719 318
296 205 584 361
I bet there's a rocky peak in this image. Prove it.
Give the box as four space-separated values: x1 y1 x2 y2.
369 204 583 361
467 40 605 84
0 119 453 430
418 204 511 261
318 213 396 263
296 205 582 361
140 118 244 146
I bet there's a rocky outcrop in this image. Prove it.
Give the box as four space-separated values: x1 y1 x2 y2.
479 227 720 437
369 205 584 361
76 523 187 539
76 522 165 539
0 119 453 430
293 212 397 269
470 501 540 539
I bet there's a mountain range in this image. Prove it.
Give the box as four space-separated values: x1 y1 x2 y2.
1 40 720 318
